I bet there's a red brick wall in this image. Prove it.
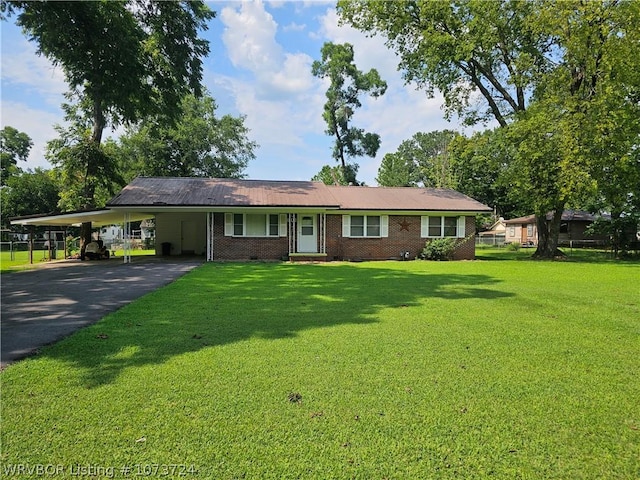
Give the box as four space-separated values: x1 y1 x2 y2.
325 214 477 261
211 213 477 261
211 213 288 261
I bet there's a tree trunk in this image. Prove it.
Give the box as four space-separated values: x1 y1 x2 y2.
79 222 93 260
533 208 564 259
79 99 105 260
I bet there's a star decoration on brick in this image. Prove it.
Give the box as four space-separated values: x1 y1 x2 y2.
398 218 410 231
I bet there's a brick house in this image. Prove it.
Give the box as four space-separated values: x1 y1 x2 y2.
106 177 491 261
504 210 609 247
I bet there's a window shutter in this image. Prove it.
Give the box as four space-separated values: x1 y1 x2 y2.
279 214 287 237
457 216 466 237
380 215 389 237
420 216 428 237
342 215 350 237
224 213 233 236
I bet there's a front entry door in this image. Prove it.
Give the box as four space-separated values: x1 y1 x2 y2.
297 215 317 253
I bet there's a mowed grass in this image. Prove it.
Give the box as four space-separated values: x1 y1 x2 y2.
2 258 639 478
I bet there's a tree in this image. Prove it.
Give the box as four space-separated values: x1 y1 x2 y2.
118 94 256 180
45 102 124 212
376 131 459 187
449 128 523 219
0 126 32 185
0 168 60 229
376 153 416 187
4 0 214 255
312 42 387 185
5 1 214 146
312 164 360 186
338 0 639 258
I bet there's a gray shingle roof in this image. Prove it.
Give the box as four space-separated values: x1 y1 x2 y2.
107 177 491 212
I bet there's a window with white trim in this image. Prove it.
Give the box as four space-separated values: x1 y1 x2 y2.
225 213 285 237
342 215 388 238
421 216 466 238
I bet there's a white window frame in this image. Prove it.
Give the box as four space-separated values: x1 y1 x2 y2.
421 216 466 238
342 215 389 238
224 213 287 237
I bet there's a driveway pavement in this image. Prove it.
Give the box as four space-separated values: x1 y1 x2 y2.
1 257 203 368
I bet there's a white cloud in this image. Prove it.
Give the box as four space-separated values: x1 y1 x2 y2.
0 101 64 170
1 37 67 108
220 1 316 98
218 0 329 179
283 22 306 32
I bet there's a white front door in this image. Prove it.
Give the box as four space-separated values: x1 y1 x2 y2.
297 215 317 253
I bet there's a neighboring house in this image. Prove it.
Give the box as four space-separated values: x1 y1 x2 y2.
106 177 491 261
504 210 609 247
97 221 155 243
478 217 507 245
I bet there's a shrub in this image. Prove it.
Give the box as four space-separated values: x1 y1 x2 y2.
506 241 521 251
421 238 456 261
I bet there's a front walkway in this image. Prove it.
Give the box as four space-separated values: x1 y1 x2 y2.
1 256 203 368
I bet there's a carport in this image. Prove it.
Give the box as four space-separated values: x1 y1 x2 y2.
11 209 154 263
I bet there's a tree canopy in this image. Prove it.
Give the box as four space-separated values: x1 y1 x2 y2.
312 163 360 186
0 126 32 185
117 93 256 180
5 0 214 144
0 168 60 229
377 130 459 188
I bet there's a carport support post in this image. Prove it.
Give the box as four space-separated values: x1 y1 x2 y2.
206 212 213 261
29 226 34 264
123 213 131 264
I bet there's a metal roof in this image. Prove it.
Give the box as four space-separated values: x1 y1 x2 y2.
107 177 340 208
327 184 490 211
504 211 603 224
107 177 491 212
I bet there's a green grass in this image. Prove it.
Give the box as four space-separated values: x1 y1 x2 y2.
0 249 156 273
2 257 639 478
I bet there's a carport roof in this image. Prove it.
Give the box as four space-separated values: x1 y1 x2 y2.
10 208 152 227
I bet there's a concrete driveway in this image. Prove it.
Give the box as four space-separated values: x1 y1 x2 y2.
1 257 203 368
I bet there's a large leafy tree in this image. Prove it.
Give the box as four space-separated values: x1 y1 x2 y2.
46 103 124 212
0 168 60 229
339 0 639 258
449 128 523 219
118 94 256 181
4 0 214 255
4 1 214 146
375 152 416 187
0 126 32 185
378 130 459 188
312 42 387 185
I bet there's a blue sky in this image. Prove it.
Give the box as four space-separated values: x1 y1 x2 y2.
1 0 466 186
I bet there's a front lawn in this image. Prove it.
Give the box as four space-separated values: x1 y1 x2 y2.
2 258 638 478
